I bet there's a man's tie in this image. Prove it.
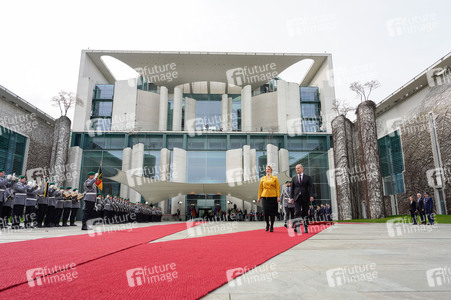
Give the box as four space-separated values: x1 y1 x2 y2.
299 174 302 184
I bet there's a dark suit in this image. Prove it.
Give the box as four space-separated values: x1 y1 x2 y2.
424 196 434 225
290 173 314 230
416 197 426 224
409 200 417 225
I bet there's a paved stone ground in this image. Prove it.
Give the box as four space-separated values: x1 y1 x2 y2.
1 220 450 299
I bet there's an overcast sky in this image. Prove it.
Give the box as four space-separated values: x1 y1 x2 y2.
1 0 450 120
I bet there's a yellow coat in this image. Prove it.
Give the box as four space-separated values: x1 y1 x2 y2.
258 175 280 199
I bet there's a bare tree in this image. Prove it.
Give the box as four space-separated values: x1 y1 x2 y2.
51 91 83 116
350 80 381 102
332 99 356 118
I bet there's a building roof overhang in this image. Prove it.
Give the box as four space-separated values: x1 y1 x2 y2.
84 50 331 91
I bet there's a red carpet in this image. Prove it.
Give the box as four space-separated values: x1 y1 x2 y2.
0 223 192 291
0 224 329 299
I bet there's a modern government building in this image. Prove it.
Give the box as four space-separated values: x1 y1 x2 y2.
1 50 449 220
68 50 337 219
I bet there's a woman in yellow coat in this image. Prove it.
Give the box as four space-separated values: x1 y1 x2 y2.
257 165 280 232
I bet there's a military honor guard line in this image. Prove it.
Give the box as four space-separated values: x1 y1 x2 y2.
0 169 162 231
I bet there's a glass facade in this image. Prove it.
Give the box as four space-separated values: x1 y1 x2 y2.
300 87 322 132
0 126 27 174
378 130 405 195
73 132 333 210
91 85 114 131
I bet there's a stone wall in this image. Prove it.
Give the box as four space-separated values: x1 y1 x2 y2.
0 98 54 174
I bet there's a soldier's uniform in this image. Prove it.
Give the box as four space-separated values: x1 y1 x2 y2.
1 180 15 228
53 187 65 227
36 184 49 228
70 189 81 226
44 186 56 227
24 183 39 228
81 172 97 230
12 177 29 229
61 187 72 227
104 196 113 224
0 172 12 228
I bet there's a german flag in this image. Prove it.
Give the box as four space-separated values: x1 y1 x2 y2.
95 166 103 191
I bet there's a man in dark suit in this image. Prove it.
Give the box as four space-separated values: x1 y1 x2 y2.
326 203 332 221
290 164 314 233
408 195 417 225
416 193 426 225
423 192 434 225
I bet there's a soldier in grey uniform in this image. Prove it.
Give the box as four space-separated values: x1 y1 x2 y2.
1 175 16 228
11 175 30 229
0 170 12 229
24 181 39 228
53 187 65 227
70 188 81 226
103 195 113 224
61 187 72 227
82 171 97 230
281 181 295 228
44 184 57 227
36 182 49 228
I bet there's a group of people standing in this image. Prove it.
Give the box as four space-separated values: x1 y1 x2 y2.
408 192 435 225
258 164 316 233
0 169 82 229
0 169 161 231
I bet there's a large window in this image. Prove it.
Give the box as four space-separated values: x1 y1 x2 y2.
378 130 405 195
91 85 114 132
195 100 222 131
300 87 322 132
0 126 27 174
187 151 226 183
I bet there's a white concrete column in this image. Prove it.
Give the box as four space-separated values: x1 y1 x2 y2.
328 148 338 220
276 80 288 133
184 97 197 134
172 87 183 131
226 148 243 186
278 148 289 175
111 79 138 131
171 147 187 216
286 82 302 136
159 86 168 131
241 85 252 131
160 148 170 182
221 94 233 131
266 144 279 174
243 145 251 182
64 146 83 189
172 147 187 183
120 147 132 199
250 149 257 181
129 143 144 203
